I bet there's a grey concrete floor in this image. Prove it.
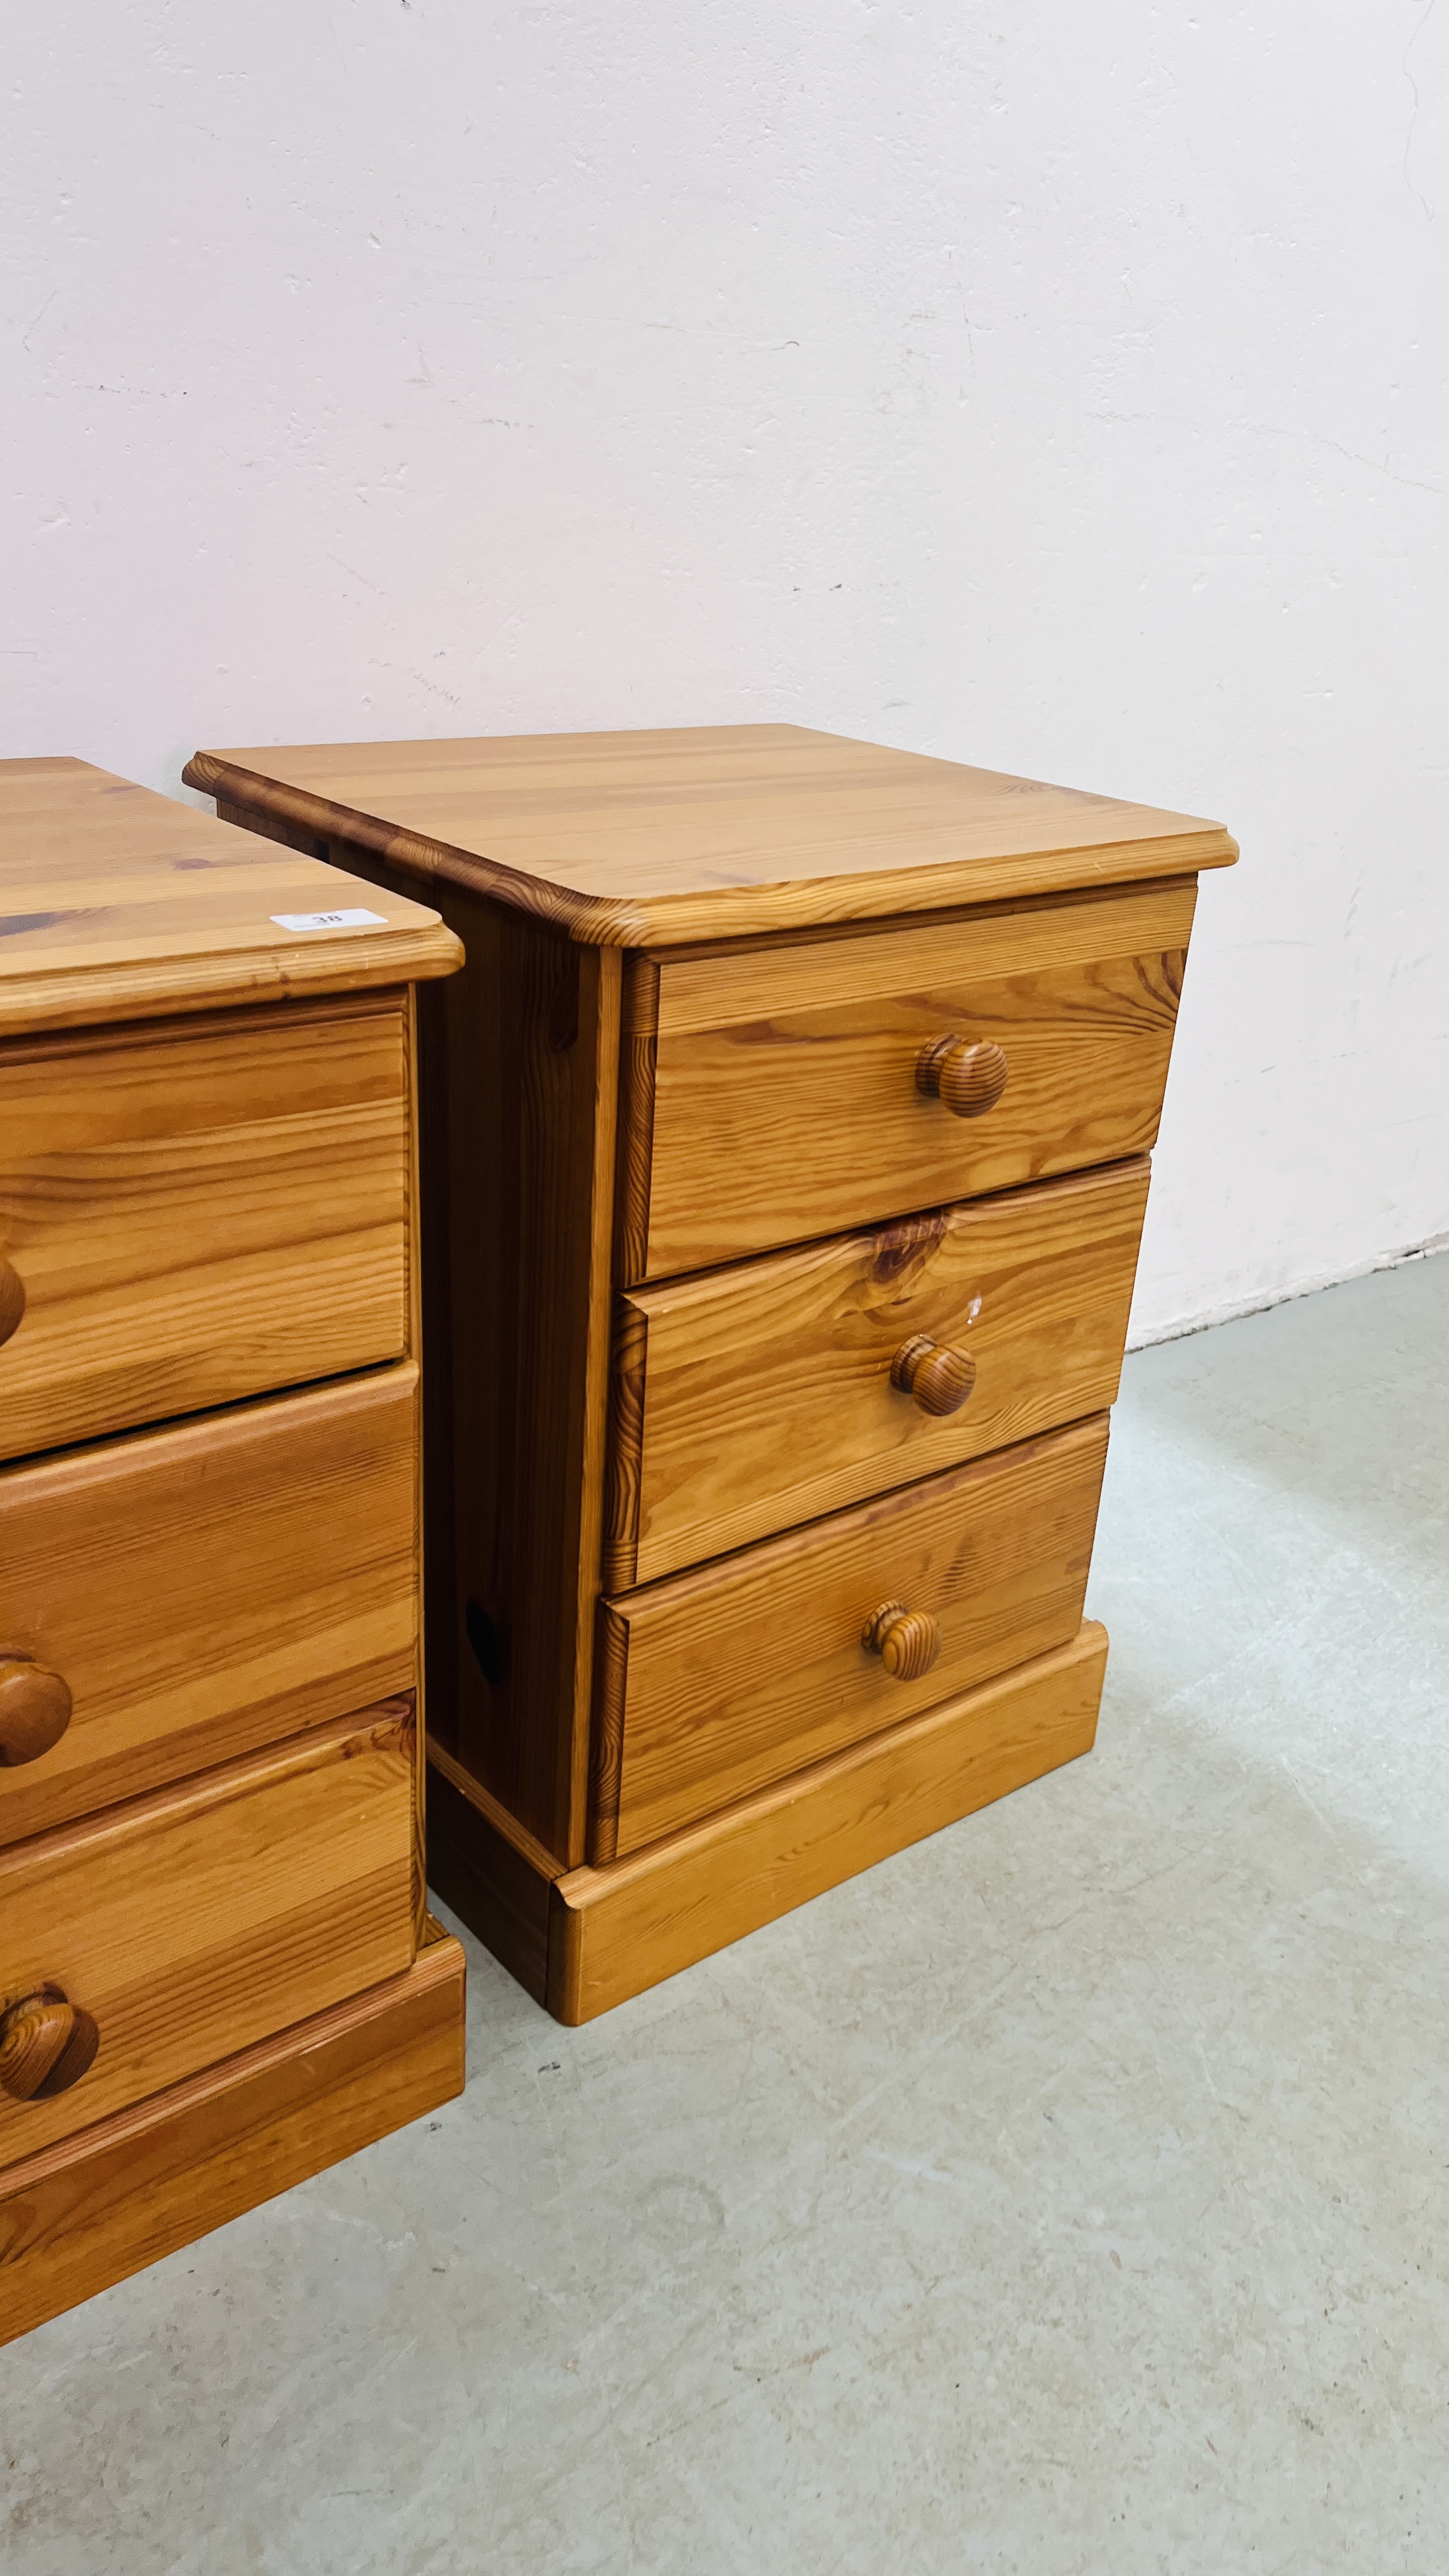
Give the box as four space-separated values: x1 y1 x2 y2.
4 1255 1448 2575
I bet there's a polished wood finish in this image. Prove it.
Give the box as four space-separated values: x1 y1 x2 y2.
890 1333 976 1418
188 848 619 1867
192 728 1230 2016
0 1704 418 2165
0 1256 24 1347
402 882 620 1866
591 1417 1107 1860
0 1660 73 1769
0 756 463 2337
862 1600 943 1682
0 1988 100 2102
636 882 1195 1276
0 1920 464 2350
917 1033 1010 1118
614 956 661 1298
606 1160 1149 1587
185 728 1235 948
551 1622 1108 2021
0 758 459 1038
0 995 410 1460
0 1368 418 1847
425 1747 555 2007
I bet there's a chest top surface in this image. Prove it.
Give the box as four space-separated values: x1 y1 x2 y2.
185 723 1237 950
0 757 461 1038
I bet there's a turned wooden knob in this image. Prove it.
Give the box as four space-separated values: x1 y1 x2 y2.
891 1334 977 1418
0 1656 73 1769
0 1985 100 2102
916 1035 1009 1118
0 1659 73 1767
862 1600 942 1682
0 1255 24 1349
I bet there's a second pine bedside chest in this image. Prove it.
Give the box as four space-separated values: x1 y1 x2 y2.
0 758 465 2342
185 726 1237 2023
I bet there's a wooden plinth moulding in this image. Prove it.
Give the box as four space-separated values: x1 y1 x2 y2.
0 1923 465 2349
548 1621 1110 2023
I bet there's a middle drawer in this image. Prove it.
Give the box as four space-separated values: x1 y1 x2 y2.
0 1365 418 1846
606 1158 1147 1586
592 1411 1109 1860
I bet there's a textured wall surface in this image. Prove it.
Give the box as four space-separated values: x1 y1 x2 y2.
4 3 1446 1337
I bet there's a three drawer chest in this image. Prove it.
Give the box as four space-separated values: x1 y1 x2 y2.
0 758 465 2343
186 726 1237 2023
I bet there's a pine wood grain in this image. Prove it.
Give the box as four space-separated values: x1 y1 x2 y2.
197 814 620 1869
862 1601 942 1681
551 1622 1108 2021
0 1659 73 1768
0 1988 100 2102
402 982 429 1940
184 727 1235 949
0 1920 464 2350
0 1704 418 2165
613 957 661 1341
0 993 410 1460
890 1333 977 1417
194 735 1229 2019
917 1033 1009 1117
608 1160 1148 1586
638 882 1195 1276
418 891 618 1864
0 758 459 1038
592 1415 1108 1859
424 1747 555 2006
0 761 460 2313
0 1368 418 1846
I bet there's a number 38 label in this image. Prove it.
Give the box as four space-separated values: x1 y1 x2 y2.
270 908 387 932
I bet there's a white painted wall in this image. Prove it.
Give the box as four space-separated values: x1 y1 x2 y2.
5 4 1448 1338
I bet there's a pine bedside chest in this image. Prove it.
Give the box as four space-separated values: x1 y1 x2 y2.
0 758 465 2345
185 727 1236 2024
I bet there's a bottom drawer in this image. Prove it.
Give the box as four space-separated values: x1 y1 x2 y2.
0 1701 417 2166
592 1413 1109 1859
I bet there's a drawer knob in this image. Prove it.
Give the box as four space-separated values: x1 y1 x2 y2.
0 1658 73 1767
0 1255 24 1350
916 1035 1009 1118
0 1984 100 2102
891 1333 977 1418
862 1599 942 1682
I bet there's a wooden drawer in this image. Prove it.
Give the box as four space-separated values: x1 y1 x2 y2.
0 1703 418 2165
608 1158 1149 1586
0 1367 418 1846
0 993 410 1462
591 1413 1109 1860
625 880 1195 1279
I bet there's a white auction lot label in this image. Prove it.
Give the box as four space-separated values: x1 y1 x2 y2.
270 908 387 932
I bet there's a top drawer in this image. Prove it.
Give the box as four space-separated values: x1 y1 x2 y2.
0 993 410 1461
622 880 1196 1280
